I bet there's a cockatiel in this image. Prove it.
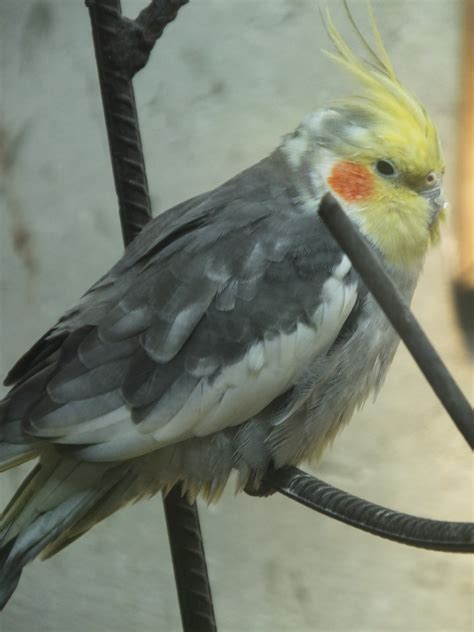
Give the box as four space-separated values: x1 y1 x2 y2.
0 4 446 607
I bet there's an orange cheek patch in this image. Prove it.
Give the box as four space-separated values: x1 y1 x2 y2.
328 161 374 202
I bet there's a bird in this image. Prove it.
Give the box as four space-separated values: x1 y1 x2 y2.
0 3 446 607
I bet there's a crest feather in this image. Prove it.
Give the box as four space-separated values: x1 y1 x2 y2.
323 1 399 94
321 1 442 165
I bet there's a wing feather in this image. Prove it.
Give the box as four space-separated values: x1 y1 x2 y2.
2 153 360 463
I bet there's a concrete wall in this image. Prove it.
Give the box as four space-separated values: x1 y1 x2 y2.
0 1 472 630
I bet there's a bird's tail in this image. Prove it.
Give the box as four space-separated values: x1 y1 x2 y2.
0 442 38 473
0 451 132 609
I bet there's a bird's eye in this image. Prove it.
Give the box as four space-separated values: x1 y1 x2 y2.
425 172 437 186
375 159 396 177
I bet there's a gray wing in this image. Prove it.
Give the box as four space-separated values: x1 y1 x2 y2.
1 152 359 462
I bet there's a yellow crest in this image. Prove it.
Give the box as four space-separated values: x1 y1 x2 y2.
322 1 443 171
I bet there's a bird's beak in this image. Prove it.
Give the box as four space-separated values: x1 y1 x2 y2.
422 187 447 228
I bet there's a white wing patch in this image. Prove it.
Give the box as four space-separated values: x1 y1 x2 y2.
75 258 357 462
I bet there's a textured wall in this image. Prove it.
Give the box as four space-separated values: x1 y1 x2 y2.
0 1 472 630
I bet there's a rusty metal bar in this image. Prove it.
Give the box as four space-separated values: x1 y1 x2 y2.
85 2 217 630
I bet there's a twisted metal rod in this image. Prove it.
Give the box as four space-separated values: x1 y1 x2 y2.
265 467 474 553
85 2 216 630
85 0 152 242
109 0 190 79
164 486 217 632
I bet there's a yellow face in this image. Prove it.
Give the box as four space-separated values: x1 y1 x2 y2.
327 146 446 266
321 3 446 266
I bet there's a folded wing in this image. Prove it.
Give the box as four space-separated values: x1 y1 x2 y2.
1 155 359 462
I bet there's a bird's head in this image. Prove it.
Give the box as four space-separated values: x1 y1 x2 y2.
282 3 446 267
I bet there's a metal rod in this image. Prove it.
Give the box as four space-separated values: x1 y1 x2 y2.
164 486 217 632
85 0 152 243
109 0 190 79
85 2 216 629
318 193 474 449
265 466 474 553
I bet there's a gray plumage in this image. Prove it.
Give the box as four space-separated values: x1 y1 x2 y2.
0 144 420 608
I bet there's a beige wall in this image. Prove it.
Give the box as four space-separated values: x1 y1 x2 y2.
0 1 472 630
